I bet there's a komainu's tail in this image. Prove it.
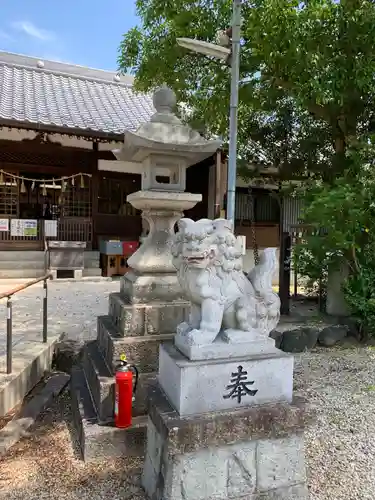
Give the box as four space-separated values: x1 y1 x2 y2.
247 248 277 295
247 248 280 335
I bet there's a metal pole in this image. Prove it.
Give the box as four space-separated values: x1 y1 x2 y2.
43 279 48 343
226 0 242 224
6 296 12 374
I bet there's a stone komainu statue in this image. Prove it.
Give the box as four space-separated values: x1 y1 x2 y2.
171 218 280 346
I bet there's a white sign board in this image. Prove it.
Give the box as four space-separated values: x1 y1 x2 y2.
44 220 58 238
0 219 9 231
10 219 24 237
10 219 38 237
23 219 38 237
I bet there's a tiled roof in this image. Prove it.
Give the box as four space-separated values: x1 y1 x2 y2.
0 51 155 137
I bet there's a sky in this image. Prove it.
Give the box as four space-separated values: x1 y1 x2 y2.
0 0 139 71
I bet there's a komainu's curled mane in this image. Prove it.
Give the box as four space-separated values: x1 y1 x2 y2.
171 218 280 346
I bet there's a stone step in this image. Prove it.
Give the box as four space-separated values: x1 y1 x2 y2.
70 367 146 462
83 251 100 261
97 315 173 373
0 251 44 261
83 341 156 422
108 292 189 337
0 269 46 279
83 268 102 277
83 260 100 268
0 260 45 270
83 341 114 423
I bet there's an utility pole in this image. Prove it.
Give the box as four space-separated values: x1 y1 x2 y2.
226 0 242 224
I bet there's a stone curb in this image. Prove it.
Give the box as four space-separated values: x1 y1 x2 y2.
0 372 70 457
50 277 112 282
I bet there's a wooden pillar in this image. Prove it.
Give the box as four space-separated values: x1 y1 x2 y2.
91 142 99 250
220 155 228 219
207 150 228 219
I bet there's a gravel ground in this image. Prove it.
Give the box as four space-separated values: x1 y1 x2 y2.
297 344 375 499
0 390 146 500
0 343 374 499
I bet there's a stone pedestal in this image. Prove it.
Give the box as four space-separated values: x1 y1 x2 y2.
158 342 293 416
326 260 350 316
120 190 201 304
143 337 310 498
142 384 311 500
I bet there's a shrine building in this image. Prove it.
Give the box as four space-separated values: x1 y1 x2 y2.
0 51 300 278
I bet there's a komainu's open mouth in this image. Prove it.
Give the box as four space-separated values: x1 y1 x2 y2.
186 256 205 262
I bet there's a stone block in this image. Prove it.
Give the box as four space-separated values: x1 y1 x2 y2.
142 385 312 500
257 436 306 492
164 442 257 499
158 343 294 416
84 337 157 421
120 270 186 304
74 269 83 280
70 367 147 462
108 293 190 337
109 293 145 336
254 484 309 499
98 316 173 372
280 326 319 353
175 330 277 361
83 341 113 423
318 324 348 347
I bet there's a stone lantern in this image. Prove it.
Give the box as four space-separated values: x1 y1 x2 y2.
115 85 222 303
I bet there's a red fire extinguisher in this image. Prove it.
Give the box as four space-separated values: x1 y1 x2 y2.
114 354 139 429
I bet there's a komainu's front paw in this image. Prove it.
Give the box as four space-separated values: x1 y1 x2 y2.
176 328 206 346
183 328 220 345
184 328 203 345
176 322 191 337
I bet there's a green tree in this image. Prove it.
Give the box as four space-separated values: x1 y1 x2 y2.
118 0 375 178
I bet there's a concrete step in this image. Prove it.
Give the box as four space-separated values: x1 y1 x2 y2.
83 341 155 423
84 252 100 268
70 367 146 462
0 251 44 261
97 315 173 373
0 260 45 270
83 341 113 423
108 292 190 337
84 251 100 259
83 261 100 269
0 269 46 279
83 268 102 277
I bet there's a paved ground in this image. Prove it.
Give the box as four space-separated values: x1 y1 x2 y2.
0 279 120 366
0 278 306 364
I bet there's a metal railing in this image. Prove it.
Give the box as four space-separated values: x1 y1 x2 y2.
0 272 52 374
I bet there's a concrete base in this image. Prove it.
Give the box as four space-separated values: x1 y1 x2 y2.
158 343 294 416
0 333 61 417
142 384 311 500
